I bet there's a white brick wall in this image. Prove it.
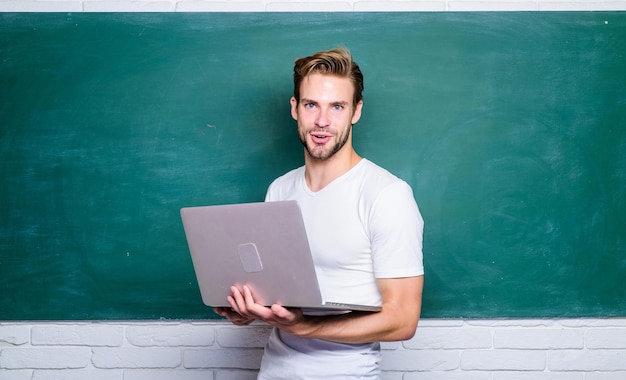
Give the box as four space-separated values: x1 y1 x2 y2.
2 319 626 379
2 0 626 11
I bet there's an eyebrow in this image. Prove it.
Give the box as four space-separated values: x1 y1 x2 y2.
301 98 350 106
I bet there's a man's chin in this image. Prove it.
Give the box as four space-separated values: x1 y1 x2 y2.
306 147 334 161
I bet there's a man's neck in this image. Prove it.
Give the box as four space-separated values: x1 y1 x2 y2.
304 149 362 192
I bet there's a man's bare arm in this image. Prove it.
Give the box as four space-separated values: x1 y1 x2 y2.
227 275 424 344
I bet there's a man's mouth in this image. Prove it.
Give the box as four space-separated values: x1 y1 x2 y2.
311 133 332 144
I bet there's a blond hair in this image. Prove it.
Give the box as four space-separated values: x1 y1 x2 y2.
293 47 364 107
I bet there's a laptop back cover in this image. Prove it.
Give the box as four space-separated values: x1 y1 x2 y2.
180 201 325 308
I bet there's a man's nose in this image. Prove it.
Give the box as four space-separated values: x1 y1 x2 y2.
315 108 331 127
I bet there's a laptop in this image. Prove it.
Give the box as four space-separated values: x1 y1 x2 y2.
180 200 381 312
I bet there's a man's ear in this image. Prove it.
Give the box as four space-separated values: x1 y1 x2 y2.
290 97 298 121
351 100 363 125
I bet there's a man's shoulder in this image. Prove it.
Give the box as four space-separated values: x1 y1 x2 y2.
357 159 405 186
266 165 305 201
271 165 305 186
354 159 415 203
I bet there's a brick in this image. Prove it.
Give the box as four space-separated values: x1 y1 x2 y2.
467 319 555 328
382 341 404 352
83 0 175 11
0 325 30 346
354 1 446 11
265 1 353 11
0 348 90 369
127 324 215 347
404 327 491 349
184 348 263 370
586 328 626 349
216 326 271 348
558 319 626 328
448 0 539 11
32 325 123 347
493 372 583 380
548 350 626 371
461 349 546 371
32 369 122 380
404 371 492 380
0 370 33 380
0 1 83 12
91 348 181 369
419 319 465 327
381 349 459 371
175 0 266 11
586 373 626 380
380 371 403 380
540 1 626 10
215 369 260 380
493 328 583 349
124 369 213 380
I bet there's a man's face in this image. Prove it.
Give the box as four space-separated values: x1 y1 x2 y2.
291 73 363 161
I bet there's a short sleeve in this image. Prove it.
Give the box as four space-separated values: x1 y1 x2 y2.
369 181 424 278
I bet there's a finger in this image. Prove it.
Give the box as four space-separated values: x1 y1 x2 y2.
231 314 255 326
216 304 256 326
216 304 237 319
230 286 252 316
270 304 303 325
213 307 229 317
242 285 257 309
227 297 241 316
240 285 278 320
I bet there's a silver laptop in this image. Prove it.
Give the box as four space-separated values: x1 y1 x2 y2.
180 200 381 312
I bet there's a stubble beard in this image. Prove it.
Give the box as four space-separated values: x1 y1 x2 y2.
299 124 352 161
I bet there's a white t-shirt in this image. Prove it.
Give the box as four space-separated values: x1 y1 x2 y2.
258 159 424 380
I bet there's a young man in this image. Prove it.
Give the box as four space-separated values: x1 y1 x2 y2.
215 47 424 379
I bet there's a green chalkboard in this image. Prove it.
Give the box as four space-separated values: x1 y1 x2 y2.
1 12 624 320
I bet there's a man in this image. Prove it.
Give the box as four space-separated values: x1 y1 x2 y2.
215 47 424 379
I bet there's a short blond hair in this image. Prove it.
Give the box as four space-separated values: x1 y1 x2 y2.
292 47 364 107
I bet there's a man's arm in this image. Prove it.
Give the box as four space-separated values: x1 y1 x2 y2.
223 275 423 344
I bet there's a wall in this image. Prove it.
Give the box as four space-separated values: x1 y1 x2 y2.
1 319 626 379
2 0 626 12
1 1 625 379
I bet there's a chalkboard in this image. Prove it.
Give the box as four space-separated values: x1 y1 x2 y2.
1 12 624 320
